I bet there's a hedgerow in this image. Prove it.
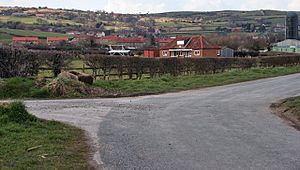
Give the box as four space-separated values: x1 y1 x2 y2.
84 55 300 80
1 45 300 80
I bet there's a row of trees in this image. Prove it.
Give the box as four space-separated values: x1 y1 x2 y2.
1 46 300 79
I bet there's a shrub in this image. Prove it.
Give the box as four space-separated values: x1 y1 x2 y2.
0 102 37 124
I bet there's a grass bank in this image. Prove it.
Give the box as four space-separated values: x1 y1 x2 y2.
0 77 50 99
93 65 300 95
0 102 92 169
2 65 300 99
282 97 300 120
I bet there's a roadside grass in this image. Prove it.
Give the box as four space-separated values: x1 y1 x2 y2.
93 65 300 95
2 65 300 99
283 97 300 118
0 102 91 169
0 77 49 99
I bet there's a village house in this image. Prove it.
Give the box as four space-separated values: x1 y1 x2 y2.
47 37 69 45
144 49 160 58
160 36 221 58
12 37 40 44
35 13 45 17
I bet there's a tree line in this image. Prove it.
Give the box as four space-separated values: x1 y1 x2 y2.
1 46 300 79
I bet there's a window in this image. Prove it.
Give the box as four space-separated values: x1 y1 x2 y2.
194 50 200 56
217 50 221 56
162 51 168 57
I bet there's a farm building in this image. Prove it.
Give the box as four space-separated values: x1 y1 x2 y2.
97 35 147 48
272 12 300 54
220 47 234 57
160 36 221 58
272 39 300 53
36 14 45 17
12 37 40 44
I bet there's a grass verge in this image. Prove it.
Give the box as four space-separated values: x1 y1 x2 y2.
0 77 50 99
282 97 300 119
2 65 300 99
93 65 300 96
0 102 92 169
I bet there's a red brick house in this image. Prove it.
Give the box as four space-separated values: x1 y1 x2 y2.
144 49 160 58
35 14 45 17
160 36 221 58
12 37 40 44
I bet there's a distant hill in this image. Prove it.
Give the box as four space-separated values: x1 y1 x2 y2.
0 7 297 41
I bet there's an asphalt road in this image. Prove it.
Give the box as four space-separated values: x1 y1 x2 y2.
26 74 300 170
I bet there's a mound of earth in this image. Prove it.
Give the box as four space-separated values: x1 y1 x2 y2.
45 71 116 97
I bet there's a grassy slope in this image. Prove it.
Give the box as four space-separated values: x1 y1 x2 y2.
0 102 91 169
0 77 49 99
0 28 73 38
0 16 81 26
283 97 300 118
93 66 300 95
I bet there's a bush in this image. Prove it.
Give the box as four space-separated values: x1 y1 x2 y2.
0 102 37 124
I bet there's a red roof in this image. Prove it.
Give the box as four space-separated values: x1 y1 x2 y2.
13 37 39 41
155 38 174 44
117 37 146 43
99 35 119 41
47 37 69 41
99 35 146 43
36 14 45 17
161 36 220 50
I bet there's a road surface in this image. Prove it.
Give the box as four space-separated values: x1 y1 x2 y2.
26 73 300 169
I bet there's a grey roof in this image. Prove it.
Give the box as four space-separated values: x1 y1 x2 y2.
276 39 300 47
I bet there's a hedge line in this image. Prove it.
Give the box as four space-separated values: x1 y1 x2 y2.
1 45 300 79
0 46 75 78
84 55 300 80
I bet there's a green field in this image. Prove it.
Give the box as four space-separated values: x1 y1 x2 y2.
0 28 73 39
0 102 91 169
0 16 82 26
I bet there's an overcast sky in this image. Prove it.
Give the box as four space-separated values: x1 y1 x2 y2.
1 0 300 13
